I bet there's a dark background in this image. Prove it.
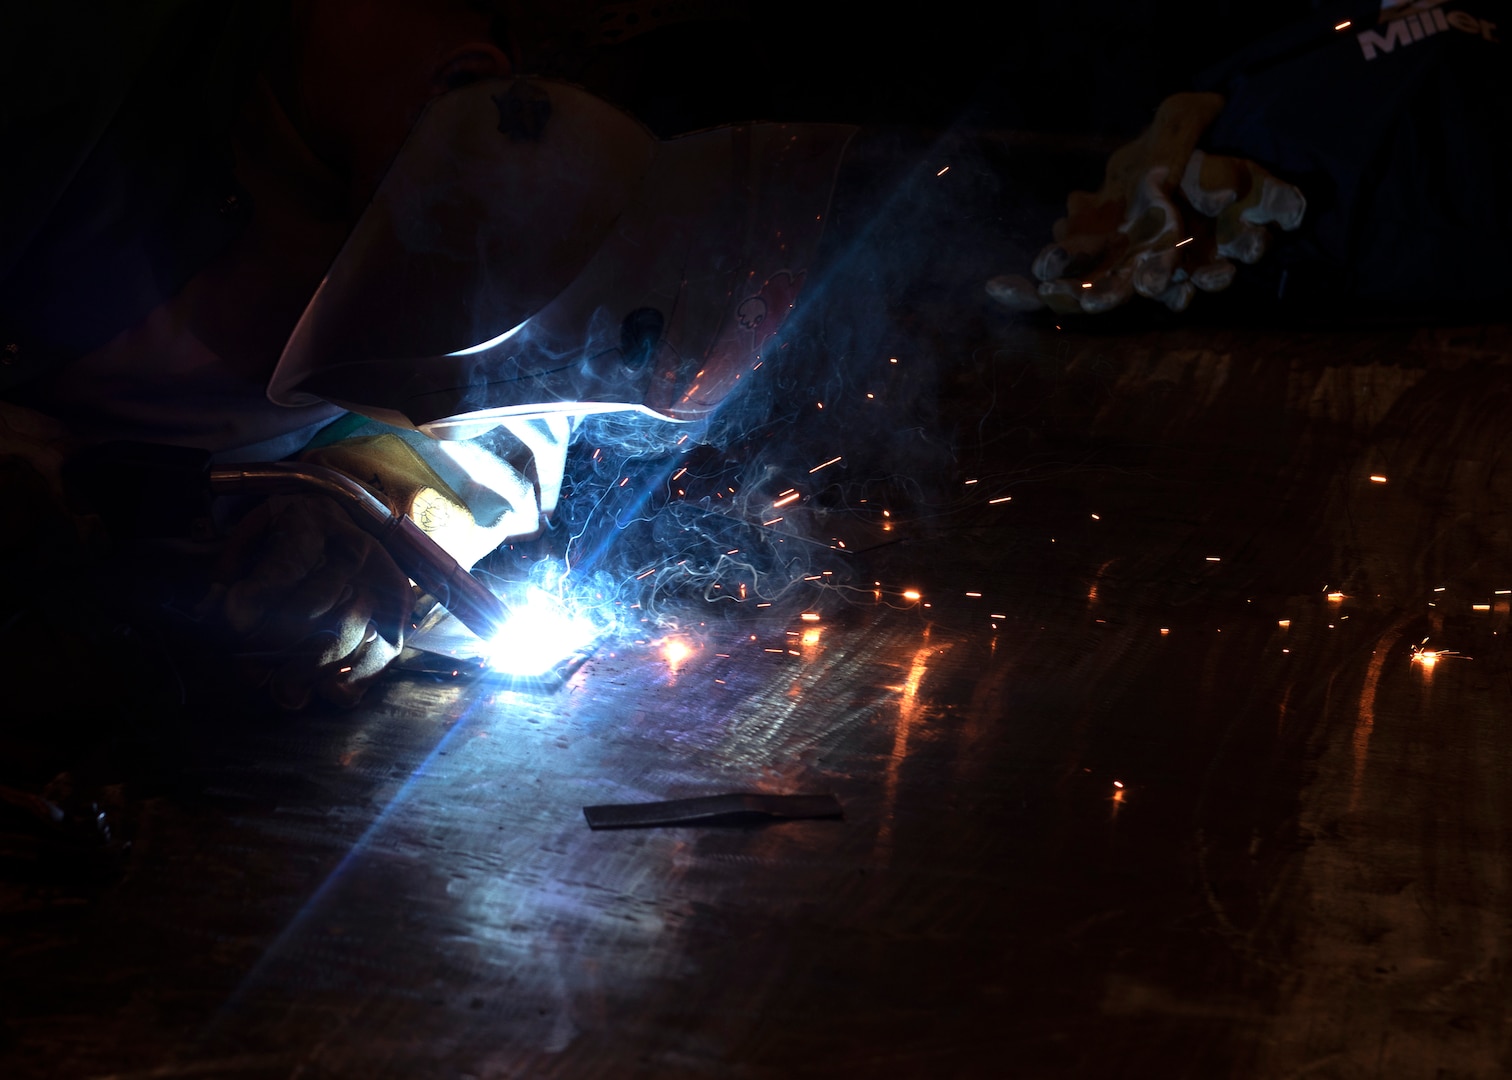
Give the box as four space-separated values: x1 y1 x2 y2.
578 1 1320 136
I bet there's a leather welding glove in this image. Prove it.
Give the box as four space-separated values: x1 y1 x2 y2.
987 92 1306 316
299 428 559 570
204 493 412 710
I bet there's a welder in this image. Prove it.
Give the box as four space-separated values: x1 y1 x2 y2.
0 0 852 709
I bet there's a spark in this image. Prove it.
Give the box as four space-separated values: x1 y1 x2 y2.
1278 619 1291 628
890 357 898 364
635 568 656 579
672 467 688 480
965 591 982 598
809 456 842 473
936 165 950 176
1081 282 1092 289
1174 236 1194 247
801 628 821 646
1473 604 1491 612
1369 474 1388 483
902 590 922 602
662 638 692 670
1326 592 1345 602
1160 628 1170 635
1113 780 1124 789
1091 513 1101 520
964 478 978 485
763 517 784 526
989 496 1012 505
772 492 801 509
800 612 821 622
1335 19 1352 30
485 589 598 678
1206 556 1221 562
990 613 1007 620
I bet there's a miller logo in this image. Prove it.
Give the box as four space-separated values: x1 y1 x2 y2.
1357 2 1500 60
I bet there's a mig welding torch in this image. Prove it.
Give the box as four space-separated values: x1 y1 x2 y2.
65 443 508 642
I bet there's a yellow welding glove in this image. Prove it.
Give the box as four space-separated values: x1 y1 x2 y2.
299 432 544 570
204 492 412 710
987 92 1306 316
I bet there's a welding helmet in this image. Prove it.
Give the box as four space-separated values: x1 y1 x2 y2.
269 78 854 440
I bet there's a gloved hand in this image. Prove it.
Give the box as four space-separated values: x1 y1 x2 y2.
202 493 413 710
300 430 549 570
987 92 1306 315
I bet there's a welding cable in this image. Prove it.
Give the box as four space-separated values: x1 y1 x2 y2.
207 462 507 641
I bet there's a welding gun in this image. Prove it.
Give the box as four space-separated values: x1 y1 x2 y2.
63 442 507 642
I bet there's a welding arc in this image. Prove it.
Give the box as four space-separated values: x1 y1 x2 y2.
208 463 508 641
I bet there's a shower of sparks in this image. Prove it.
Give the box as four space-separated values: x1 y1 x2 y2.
809 456 843 473
1410 638 1464 669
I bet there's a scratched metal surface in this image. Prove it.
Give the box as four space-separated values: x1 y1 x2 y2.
6 147 1512 1076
